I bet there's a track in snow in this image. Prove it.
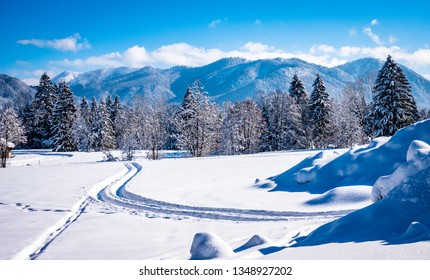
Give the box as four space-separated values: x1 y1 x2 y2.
13 163 136 260
97 163 352 222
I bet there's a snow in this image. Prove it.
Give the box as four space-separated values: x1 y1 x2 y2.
270 119 430 194
189 232 234 260
2 120 430 260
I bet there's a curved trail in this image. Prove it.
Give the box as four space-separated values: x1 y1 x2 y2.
98 162 352 222
13 163 133 260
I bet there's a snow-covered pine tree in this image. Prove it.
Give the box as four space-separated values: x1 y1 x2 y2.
51 82 78 152
289 74 308 107
93 98 117 151
110 95 122 143
0 107 27 167
289 74 311 148
27 73 56 148
371 55 419 137
175 80 221 157
74 97 92 151
307 74 335 148
89 97 98 150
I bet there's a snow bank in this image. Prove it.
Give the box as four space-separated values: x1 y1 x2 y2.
372 140 430 201
269 119 430 193
189 232 234 260
234 234 274 253
295 160 430 246
305 186 371 206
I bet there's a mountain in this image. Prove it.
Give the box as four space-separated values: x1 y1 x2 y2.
0 74 35 116
49 57 430 109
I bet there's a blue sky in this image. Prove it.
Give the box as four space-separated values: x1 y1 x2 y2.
2 0 430 85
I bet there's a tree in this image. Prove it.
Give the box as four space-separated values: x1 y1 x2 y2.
51 82 77 152
175 80 221 157
220 99 264 155
116 105 141 161
260 90 305 151
308 74 335 148
143 97 169 160
334 85 367 147
0 108 26 167
93 98 116 151
371 55 419 137
74 97 92 151
27 73 56 148
289 74 310 148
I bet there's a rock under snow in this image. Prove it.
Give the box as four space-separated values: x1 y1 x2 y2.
189 232 234 260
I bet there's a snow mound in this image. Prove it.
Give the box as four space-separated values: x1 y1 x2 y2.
372 140 430 201
399 222 430 242
295 155 430 246
269 119 430 193
305 186 371 206
189 232 234 260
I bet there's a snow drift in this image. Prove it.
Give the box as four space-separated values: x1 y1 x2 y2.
291 121 430 246
295 164 430 246
267 119 430 193
189 232 234 260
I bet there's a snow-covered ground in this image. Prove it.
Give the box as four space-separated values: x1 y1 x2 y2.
2 121 430 260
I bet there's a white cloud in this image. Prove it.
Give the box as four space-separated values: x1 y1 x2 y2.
371 19 379 25
363 27 383 45
21 78 39 86
255 19 262 25
45 41 430 79
388 35 398 45
349 28 358 37
123 45 152 67
208 19 222 28
310 44 336 54
17 33 90 52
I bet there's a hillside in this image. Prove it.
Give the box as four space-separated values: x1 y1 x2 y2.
52 57 430 108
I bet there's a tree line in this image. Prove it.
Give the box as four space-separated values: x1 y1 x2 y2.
0 55 423 165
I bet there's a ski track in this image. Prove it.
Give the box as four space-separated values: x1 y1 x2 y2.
98 163 353 222
13 160 354 260
12 163 134 260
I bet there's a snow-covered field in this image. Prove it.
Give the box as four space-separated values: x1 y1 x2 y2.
1 121 430 260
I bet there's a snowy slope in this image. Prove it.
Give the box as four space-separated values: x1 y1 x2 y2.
52 57 430 107
268 119 430 193
0 74 35 115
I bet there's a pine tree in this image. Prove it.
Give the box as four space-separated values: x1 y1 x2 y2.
371 55 419 137
288 74 309 148
175 80 221 157
289 74 308 107
28 73 56 148
93 98 116 151
51 82 77 152
308 74 334 148
89 97 98 150
0 108 27 167
74 97 92 151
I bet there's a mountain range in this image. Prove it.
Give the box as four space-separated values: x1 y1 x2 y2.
52 57 430 108
1 57 430 111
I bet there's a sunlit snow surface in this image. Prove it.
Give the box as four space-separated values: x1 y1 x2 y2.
2 121 430 260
